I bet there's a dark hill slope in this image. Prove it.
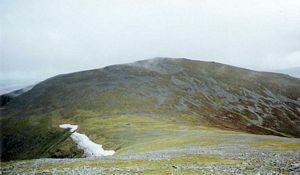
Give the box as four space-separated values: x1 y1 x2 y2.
1 58 300 161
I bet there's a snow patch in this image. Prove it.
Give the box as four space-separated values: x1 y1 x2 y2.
59 124 115 157
59 124 78 132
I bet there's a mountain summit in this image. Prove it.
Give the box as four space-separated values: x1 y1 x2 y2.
1 58 300 161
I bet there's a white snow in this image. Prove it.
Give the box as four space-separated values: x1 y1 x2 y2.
59 124 115 157
59 124 78 132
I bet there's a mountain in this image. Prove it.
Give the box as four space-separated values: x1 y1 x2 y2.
0 79 39 95
273 67 300 78
1 58 300 162
0 85 34 106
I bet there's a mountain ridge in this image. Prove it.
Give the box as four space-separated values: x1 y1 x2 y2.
1 57 300 161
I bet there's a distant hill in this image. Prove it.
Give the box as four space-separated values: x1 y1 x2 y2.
1 58 299 161
0 79 38 95
273 67 300 78
0 85 34 106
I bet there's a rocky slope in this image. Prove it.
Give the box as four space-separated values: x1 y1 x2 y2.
1 58 300 161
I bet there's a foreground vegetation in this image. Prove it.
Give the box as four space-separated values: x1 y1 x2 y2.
2 114 300 174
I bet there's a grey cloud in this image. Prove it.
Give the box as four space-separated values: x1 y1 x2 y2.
1 0 300 81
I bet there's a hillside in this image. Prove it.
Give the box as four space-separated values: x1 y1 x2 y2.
0 85 34 106
1 58 300 163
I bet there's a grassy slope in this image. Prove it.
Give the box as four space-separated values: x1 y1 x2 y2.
1 58 300 161
1 114 299 174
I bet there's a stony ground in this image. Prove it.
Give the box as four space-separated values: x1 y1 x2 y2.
1 115 300 175
1 140 300 175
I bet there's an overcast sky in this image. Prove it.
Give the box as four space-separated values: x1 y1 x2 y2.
1 0 300 81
